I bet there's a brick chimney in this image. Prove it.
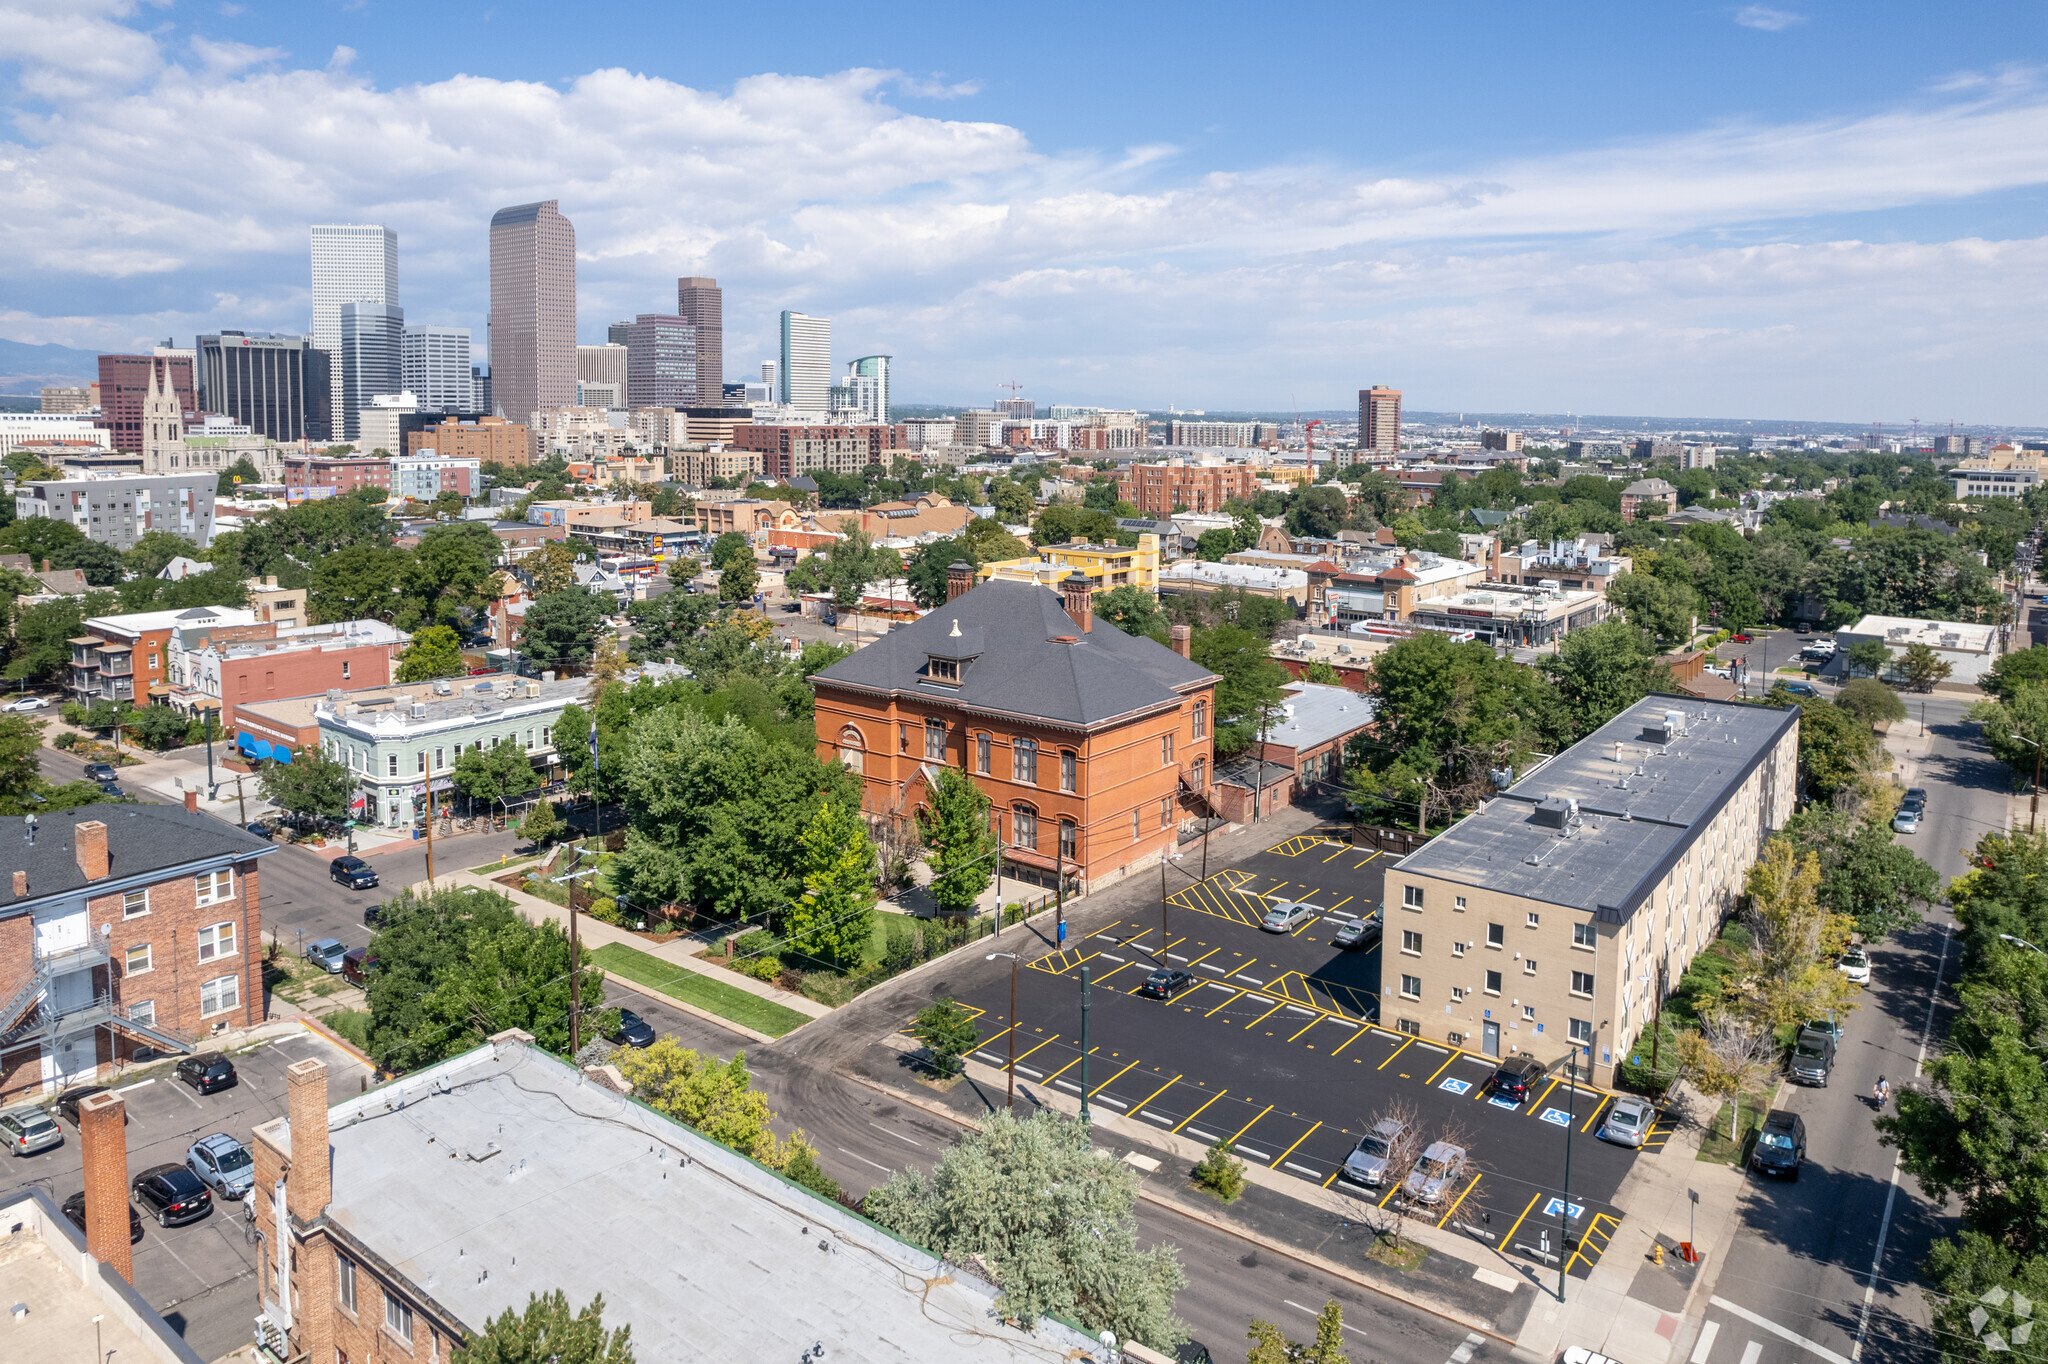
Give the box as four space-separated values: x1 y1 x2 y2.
78 1091 131 1283
946 560 973 602
184 789 199 813
74 820 108 881
285 1056 331 1221
1061 573 1092 633
11 870 24 898
1170 624 1193 660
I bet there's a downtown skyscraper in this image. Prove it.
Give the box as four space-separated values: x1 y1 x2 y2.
311 224 399 438
779 310 831 412
488 200 577 425
676 277 724 406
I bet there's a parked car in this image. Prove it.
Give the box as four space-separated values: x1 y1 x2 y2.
1802 1017 1844 1044
83 762 118 783
1751 1109 1807 1179
0 1105 62 1157
1563 1351 1625 1364
330 855 379 889
1838 946 1871 982
1258 900 1320 934
1781 681 1821 699
1789 1027 1836 1086
62 1190 142 1243
244 821 276 839
1402 1140 1468 1206
1892 807 1921 834
1138 967 1196 1000
1794 622 1812 635
1598 1095 1655 1148
342 948 379 988
608 1008 656 1047
130 1163 212 1227
96 781 125 797
363 902 389 928
1730 632 1754 643
186 1133 255 1200
1340 1118 1408 1188
55 1086 118 1125
1486 1055 1547 1105
1332 914 1382 950
305 938 348 973
1904 787 1928 806
175 1052 237 1094
2 695 51 711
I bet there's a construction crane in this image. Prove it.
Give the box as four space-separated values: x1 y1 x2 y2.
1305 419 1325 482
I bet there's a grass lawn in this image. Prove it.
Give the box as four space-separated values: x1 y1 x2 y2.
1697 1088 1773 1167
588 942 810 1038
469 852 543 876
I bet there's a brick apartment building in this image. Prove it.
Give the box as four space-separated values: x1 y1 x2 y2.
166 619 407 732
1116 460 1262 517
731 422 905 480
68 606 259 706
282 455 392 494
97 355 197 452
0 804 272 1103
811 570 1219 891
406 416 531 466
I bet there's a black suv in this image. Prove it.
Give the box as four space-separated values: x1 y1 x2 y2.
62 1190 142 1243
330 855 379 889
1751 1110 1806 1179
1789 1027 1835 1087
55 1086 118 1125
130 1163 212 1227
1139 967 1195 1000
1487 1056 1547 1104
176 1052 237 1094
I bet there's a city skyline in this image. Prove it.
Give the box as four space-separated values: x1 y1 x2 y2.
1 4 2045 420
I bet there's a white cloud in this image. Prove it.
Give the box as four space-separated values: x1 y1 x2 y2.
893 73 982 99
1735 6 1804 32
1 7 2045 418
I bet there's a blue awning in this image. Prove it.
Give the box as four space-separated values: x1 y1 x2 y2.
235 732 258 753
272 747 292 764
249 740 274 760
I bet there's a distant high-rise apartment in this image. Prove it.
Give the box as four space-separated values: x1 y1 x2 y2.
339 302 405 440
311 224 400 438
607 321 633 347
577 343 629 407
676 278 724 406
401 327 474 413
96 354 196 451
196 332 331 442
626 315 697 409
846 355 891 425
778 311 831 412
999 397 1034 420
488 200 577 425
39 387 92 414
472 364 492 417
1359 385 1402 456
1481 429 1523 452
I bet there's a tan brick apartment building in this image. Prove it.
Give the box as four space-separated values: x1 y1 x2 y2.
1116 460 1262 517
731 422 906 481
406 415 532 465
0 805 272 1102
811 570 1218 890
1378 696 1798 1085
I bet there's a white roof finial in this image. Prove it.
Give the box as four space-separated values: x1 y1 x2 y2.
949 618 961 637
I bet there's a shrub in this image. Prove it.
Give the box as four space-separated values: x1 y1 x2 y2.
801 974 857 1008
910 997 978 1076
51 732 79 750
60 703 85 726
881 918 918 974
585 895 623 925
1193 1140 1246 1201
738 954 783 981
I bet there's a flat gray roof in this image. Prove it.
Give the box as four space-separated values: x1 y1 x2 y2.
309 1039 1100 1361
1266 682 1376 753
1394 695 1798 920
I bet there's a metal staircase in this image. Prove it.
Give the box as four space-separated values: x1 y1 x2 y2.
0 925 195 1057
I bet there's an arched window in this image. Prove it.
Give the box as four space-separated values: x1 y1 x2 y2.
1012 804 1038 850
1192 700 1208 739
838 725 865 775
1013 737 1038 785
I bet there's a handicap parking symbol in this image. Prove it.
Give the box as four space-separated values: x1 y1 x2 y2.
1438 1077 1472 1095
1542 1197 1586 1220
1540 1108 1573 1127
1487 1095 1521 1109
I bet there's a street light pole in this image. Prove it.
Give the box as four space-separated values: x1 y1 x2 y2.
2001 933 2048 958
2012 734 2043 832
986 952 1019 1110
1079 962 1092 1127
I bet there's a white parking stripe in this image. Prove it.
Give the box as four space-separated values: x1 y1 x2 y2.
1284 1162 1321 1177
114 1078 155 1094
1448 1331 1485 1363
1709 1297 1853 1364
1690 1321 1721 1363
1096 1097 1128 1109
1098 953 1126 962
1236 975 1266 985
1140 1110 1172 1124
1739 1343 1762 1364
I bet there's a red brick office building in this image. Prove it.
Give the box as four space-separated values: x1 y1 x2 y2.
97 354 197 452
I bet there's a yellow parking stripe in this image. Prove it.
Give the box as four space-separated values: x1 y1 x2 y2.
1527 1077 1562 1114
1377 1180 1402 1208
1044 1046 1097 1083
1436 1174 1481 1228
1290 915 1321 938
1132 1074 1182 1113
1322 1168 1343 1188
977 1022 1020 1050
1090 1057 1143 1096
1013 1034 1060 1063
1326 895 1354 913
1172 1089 1227 1133
1273 1121 1321 1167
1331 1023 1371 1056
1500 1190 1543 1247
1245 998 1288 1030
1225 1104 1274 1147
1287 1014 1324 1043
1377 1037 1414 1070
1565 1213 1621 1276
1093 960 1144 985
1184 946 1223 970
1424 1052 1461 1086
1204 989 1246 1018
1321 845 1350 863
1581 1095 1612 1134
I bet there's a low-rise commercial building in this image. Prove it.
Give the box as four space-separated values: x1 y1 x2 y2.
1405 582 1610 648
165 618 407 730
69 606 260 705
1837 615 1999 685
1157 559 1309 608
1948 445 2046 499
1381 696 1798 1084
980 533 1164 598
1487 537 1632 596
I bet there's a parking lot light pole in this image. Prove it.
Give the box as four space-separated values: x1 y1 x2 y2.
987 952 1019 1110
2012 735 2044 831
1079 963 1092 1127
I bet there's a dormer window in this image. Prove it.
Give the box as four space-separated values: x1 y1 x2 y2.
928 657 960 682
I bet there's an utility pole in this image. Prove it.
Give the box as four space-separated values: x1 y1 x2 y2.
1079 962 1092 1126
1054 844 1066 946
234 773 246 826
423 790 436 887
202 709 216 801
568 863 582 1056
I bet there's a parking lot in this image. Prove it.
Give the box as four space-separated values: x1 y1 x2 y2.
0 1028 373 1362
957 833 1669 1278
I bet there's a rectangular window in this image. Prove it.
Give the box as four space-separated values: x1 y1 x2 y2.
1013 738 1037 784
1486 922 1504 948
1059 820 1077 862
1526 912 1541 928
124 944 151 975
1402 884 1423 909
1013 807 1037 850
388 753 399 776
417 751 427 774
1523 957 1538 975
435 747 445 770
122 888 149 918
128 999 156 1028
1133 808 1142 840
1451 986 1466 1002
1484 969 1502 994
1572 922 1597 949
200 973 240 1017
925 719 946 760
1192 700 1207 739
1452 941 1466 958
1523 1004 1536 1020
1396 1017 1421 1037
977 733 991 775
1060 750 1076 792
1570 1018 1594 1046
385 1293 413 1341
1571 970 1595 997
196 921 237 962
1398 974 1422 1000
339 1255 357 1313
1454 895 1467 911
1161 733 1174 766
899 723 910 754
525 728 534 749
540 726 551 748
341 661 351 680
1401 929 1423 955
1160 797 1172 829
194 869 233 906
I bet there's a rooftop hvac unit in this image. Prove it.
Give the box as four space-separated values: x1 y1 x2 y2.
410 703 427 718
434 679 452 695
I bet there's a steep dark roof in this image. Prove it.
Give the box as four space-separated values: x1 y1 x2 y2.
1 804 273 911
813 580 1215 728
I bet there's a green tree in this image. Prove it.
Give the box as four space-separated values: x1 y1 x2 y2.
904 537 974 609
1245 1299 1350 1364
1893 640 1953 692
1834 677 1907 727
396 625 466 682
1032 504 1120 548
717 554 759 603
399 522 501 630
125 703 190 751
1195 528 1235 562
451 737 541 816
518 796 560 846
909 997 978 1076
992 482 1034 523
818 526 901 608
1785 799 1935 942
1231 507 1263 550
864 1109 1187 1350
521 588 608 667
1984 645 2048 700
1540 620 1670 740
310 542 408 622
6 592 116 685
123 529 199 579
453 1290 633 1364
1971 685 2048 792
216 457 263 497
962 516 1030 562
257 749 354 819
783 800 877 967
1845 637 1892 678
1190 624 1287 760
1094 584 1163 638
0 714 45 815
1741 837 1858 1029
665 554 700 587
917 767 997 915
709 532 751 571
614 1037 780 1160
1362 632 1555 774
527 541 580 597
1285 485 1347 540
1605 571 1696 644
1777 691 1879 800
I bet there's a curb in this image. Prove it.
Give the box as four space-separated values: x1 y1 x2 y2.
839 1064 1519 1350
598 964 781 1047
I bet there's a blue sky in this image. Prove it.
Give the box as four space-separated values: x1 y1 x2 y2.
2 1 2046 421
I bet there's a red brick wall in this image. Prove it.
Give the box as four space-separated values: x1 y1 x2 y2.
282 458 392 492
219 646 395 734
